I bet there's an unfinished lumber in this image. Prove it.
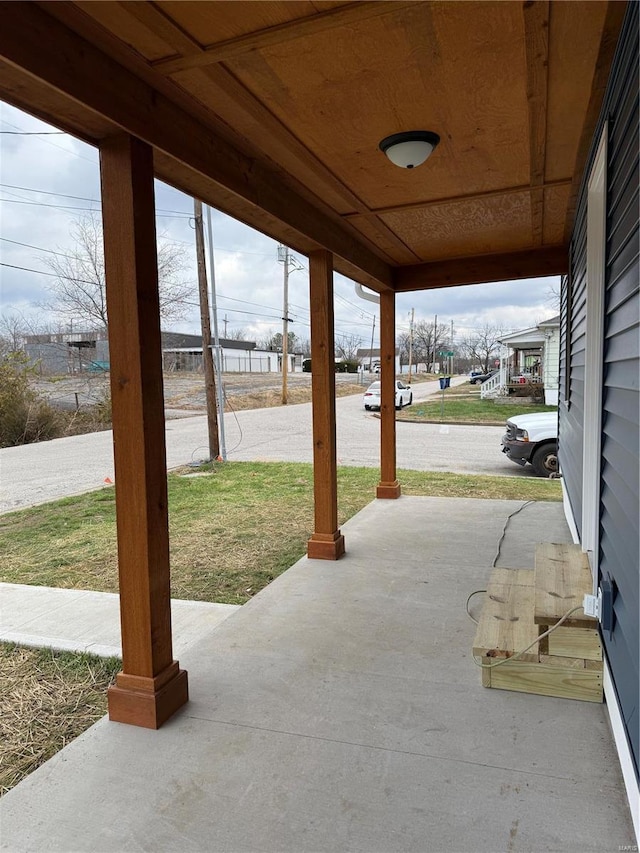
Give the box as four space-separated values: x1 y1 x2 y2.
534 542 597 628
473 566 604 702
487 659 603 703
473 569 538 663
548 626 602 661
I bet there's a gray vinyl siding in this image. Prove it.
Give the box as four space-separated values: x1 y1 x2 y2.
561 1 638 779
559 203 587 535
600 6 639 779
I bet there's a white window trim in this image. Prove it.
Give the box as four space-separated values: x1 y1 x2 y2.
582 124 608 591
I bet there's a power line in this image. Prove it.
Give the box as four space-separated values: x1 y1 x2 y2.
0 183 194 218
0 261 98 287
0 237 89 260
0 196 191 220
0 131 66 136
0 118 97 165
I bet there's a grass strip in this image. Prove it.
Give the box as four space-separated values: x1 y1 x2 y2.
0 644 120 795
399 398 557 424
0 462 561 605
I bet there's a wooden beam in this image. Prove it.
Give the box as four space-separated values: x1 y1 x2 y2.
100 134 188 729
523 0 550 247
307 250 345 561
151 2 418 76
563 0 628 242
120 0 203 58
377 290 400 500
0 2 392 291
394 247 569 291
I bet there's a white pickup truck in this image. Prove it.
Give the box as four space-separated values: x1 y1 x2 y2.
501 411 559 477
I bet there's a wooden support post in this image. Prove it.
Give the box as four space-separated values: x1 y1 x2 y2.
100 134 188 728
307 250 345 560
377 289 401 499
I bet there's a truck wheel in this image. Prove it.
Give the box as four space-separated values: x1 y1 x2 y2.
532 442 558 477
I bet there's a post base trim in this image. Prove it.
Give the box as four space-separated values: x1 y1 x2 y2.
307 531 346 560
377 480 401 499
108 664 189 729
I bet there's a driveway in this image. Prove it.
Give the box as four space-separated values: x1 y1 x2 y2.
0 376 525 514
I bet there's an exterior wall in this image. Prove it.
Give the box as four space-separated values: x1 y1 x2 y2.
560 0 638 787
543 327 560 404
25 343 70 375
162 347 291 373
599 4 639 783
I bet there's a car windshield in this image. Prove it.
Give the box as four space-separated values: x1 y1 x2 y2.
367 382 381 391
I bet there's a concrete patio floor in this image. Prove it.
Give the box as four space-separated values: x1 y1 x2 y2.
0 497 634 852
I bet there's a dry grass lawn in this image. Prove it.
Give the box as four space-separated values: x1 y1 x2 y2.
0 644 120 795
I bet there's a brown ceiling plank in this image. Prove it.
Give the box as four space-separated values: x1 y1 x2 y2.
523 0 550 247
343 180 572 219
193 64 368 214
0 1 392 290
394 246 569 291
191 66 421 264
563 0 628 242
121 1 204 57
152 1 418 75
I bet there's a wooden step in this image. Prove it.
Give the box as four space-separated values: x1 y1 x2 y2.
534 542 597 629
473 567 603 703
473 569 538 663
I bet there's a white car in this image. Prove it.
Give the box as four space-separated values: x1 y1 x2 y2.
363 380 412 411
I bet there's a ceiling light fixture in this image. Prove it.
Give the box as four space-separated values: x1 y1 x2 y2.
379 130 440 169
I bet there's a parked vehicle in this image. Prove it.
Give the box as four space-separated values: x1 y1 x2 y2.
363 380 412 411
501 411 558 476
470 370 498 385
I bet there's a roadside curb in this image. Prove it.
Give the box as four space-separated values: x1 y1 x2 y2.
372 413 504 427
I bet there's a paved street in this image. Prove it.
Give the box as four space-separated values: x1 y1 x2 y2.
0 376 529 514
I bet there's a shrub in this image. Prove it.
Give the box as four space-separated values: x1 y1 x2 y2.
63 389 112 436
335 359 359 373
0 354 63 447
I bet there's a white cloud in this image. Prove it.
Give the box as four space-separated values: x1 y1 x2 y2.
1 101 560 349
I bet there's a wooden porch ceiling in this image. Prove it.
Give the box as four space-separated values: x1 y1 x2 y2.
0 1 626 292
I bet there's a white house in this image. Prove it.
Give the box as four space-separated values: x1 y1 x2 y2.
481 315 560 405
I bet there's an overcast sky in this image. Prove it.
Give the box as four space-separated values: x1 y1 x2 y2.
0 101 559 351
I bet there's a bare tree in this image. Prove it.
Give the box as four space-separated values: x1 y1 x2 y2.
0 312 28 355
396 331 410 369
335 333 362 361
412 320 450 370
297 337 312 359
43 213 191 330
459 323 504 372
545 279 562 311
223 328 250 341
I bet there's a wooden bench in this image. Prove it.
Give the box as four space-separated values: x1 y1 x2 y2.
473 551 603 702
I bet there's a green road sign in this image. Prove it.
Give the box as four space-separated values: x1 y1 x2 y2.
439 350 455 356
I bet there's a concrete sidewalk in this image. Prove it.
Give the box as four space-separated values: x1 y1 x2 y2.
0 583 239 658
0 498 634 852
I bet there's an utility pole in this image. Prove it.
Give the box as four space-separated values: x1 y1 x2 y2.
369 314 376 372
193 199 219 461
450 318 454 375
277 245 304 401
205 205 227 460
223 314 228 337
408 307 415 378
281 245 290 405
